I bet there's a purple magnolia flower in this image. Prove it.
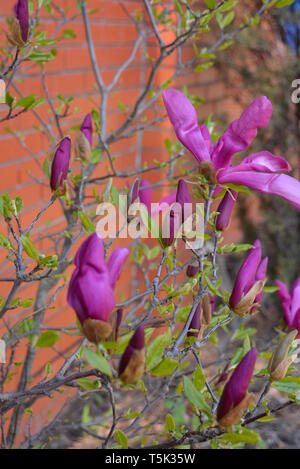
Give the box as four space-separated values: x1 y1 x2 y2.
67 233 129 343
14 0 29 43
163 89 300 211
276 278 300 335
50 137 71 196
215 190 237 231
217 348 257 426
119 326 145 384
229 240 268 315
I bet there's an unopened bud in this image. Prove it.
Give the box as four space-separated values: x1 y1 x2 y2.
186 263 199 278
233 280 265 316
268 329 298 381
218 393 255 428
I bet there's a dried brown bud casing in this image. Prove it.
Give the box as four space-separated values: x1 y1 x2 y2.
119 348 145 385
6 17 25 47
82 318 112 344
233 280 265 316
268 329 298 381
202 294 212 326
218 393 255 428
74 131 92 162
199 160 217 185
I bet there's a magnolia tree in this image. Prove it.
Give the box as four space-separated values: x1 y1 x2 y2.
0 0 299 450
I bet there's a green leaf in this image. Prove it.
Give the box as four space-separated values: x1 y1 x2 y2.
0 233 13 250
14 196 23 214
272 376 300 395
28 49 57 63
82 404 91 424
192 365 206 391
165 413 176 433
77 378 100 390
61 29 77 39
5 92 16 108
19 298 34 308
217 11 235 29
147 332 169 371
205 0 216 9
79 211 95 234
91 148 102 164
183 376 211 413
151 358 178 376
218 243 253 254
84 348 112 377
16 95 36 110
21 235 39 261
114 429 128 449
220 428 259 445
263 285 278 293
36 331 60 348
276 0 294 7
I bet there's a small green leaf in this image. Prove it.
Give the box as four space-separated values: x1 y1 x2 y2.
77 378 100 390
79 211 95 234
276 0 294 7
21 235 39 261
263 285 278 293
205 0 216 9
183 376 211 413
36 331 60 348
220 428 259 445
192 365 206 391
114 429 128 449
16 95 36 110
0 233 13 250
84 348 112 377
82 404 91 424
165 413 176 433
147 332 169 371
151 358 178 376
272 376 300 395
61 29 77 39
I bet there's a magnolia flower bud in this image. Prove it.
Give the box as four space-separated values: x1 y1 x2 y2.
67 233 129 344
50 137 71 196
186 262 199 278
7 0 29 47
74 114 93 162
229 240 267 316
215 190 237 231
217 348 257 428
187 303 202 338
119 326 145 385
268 329 298 381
